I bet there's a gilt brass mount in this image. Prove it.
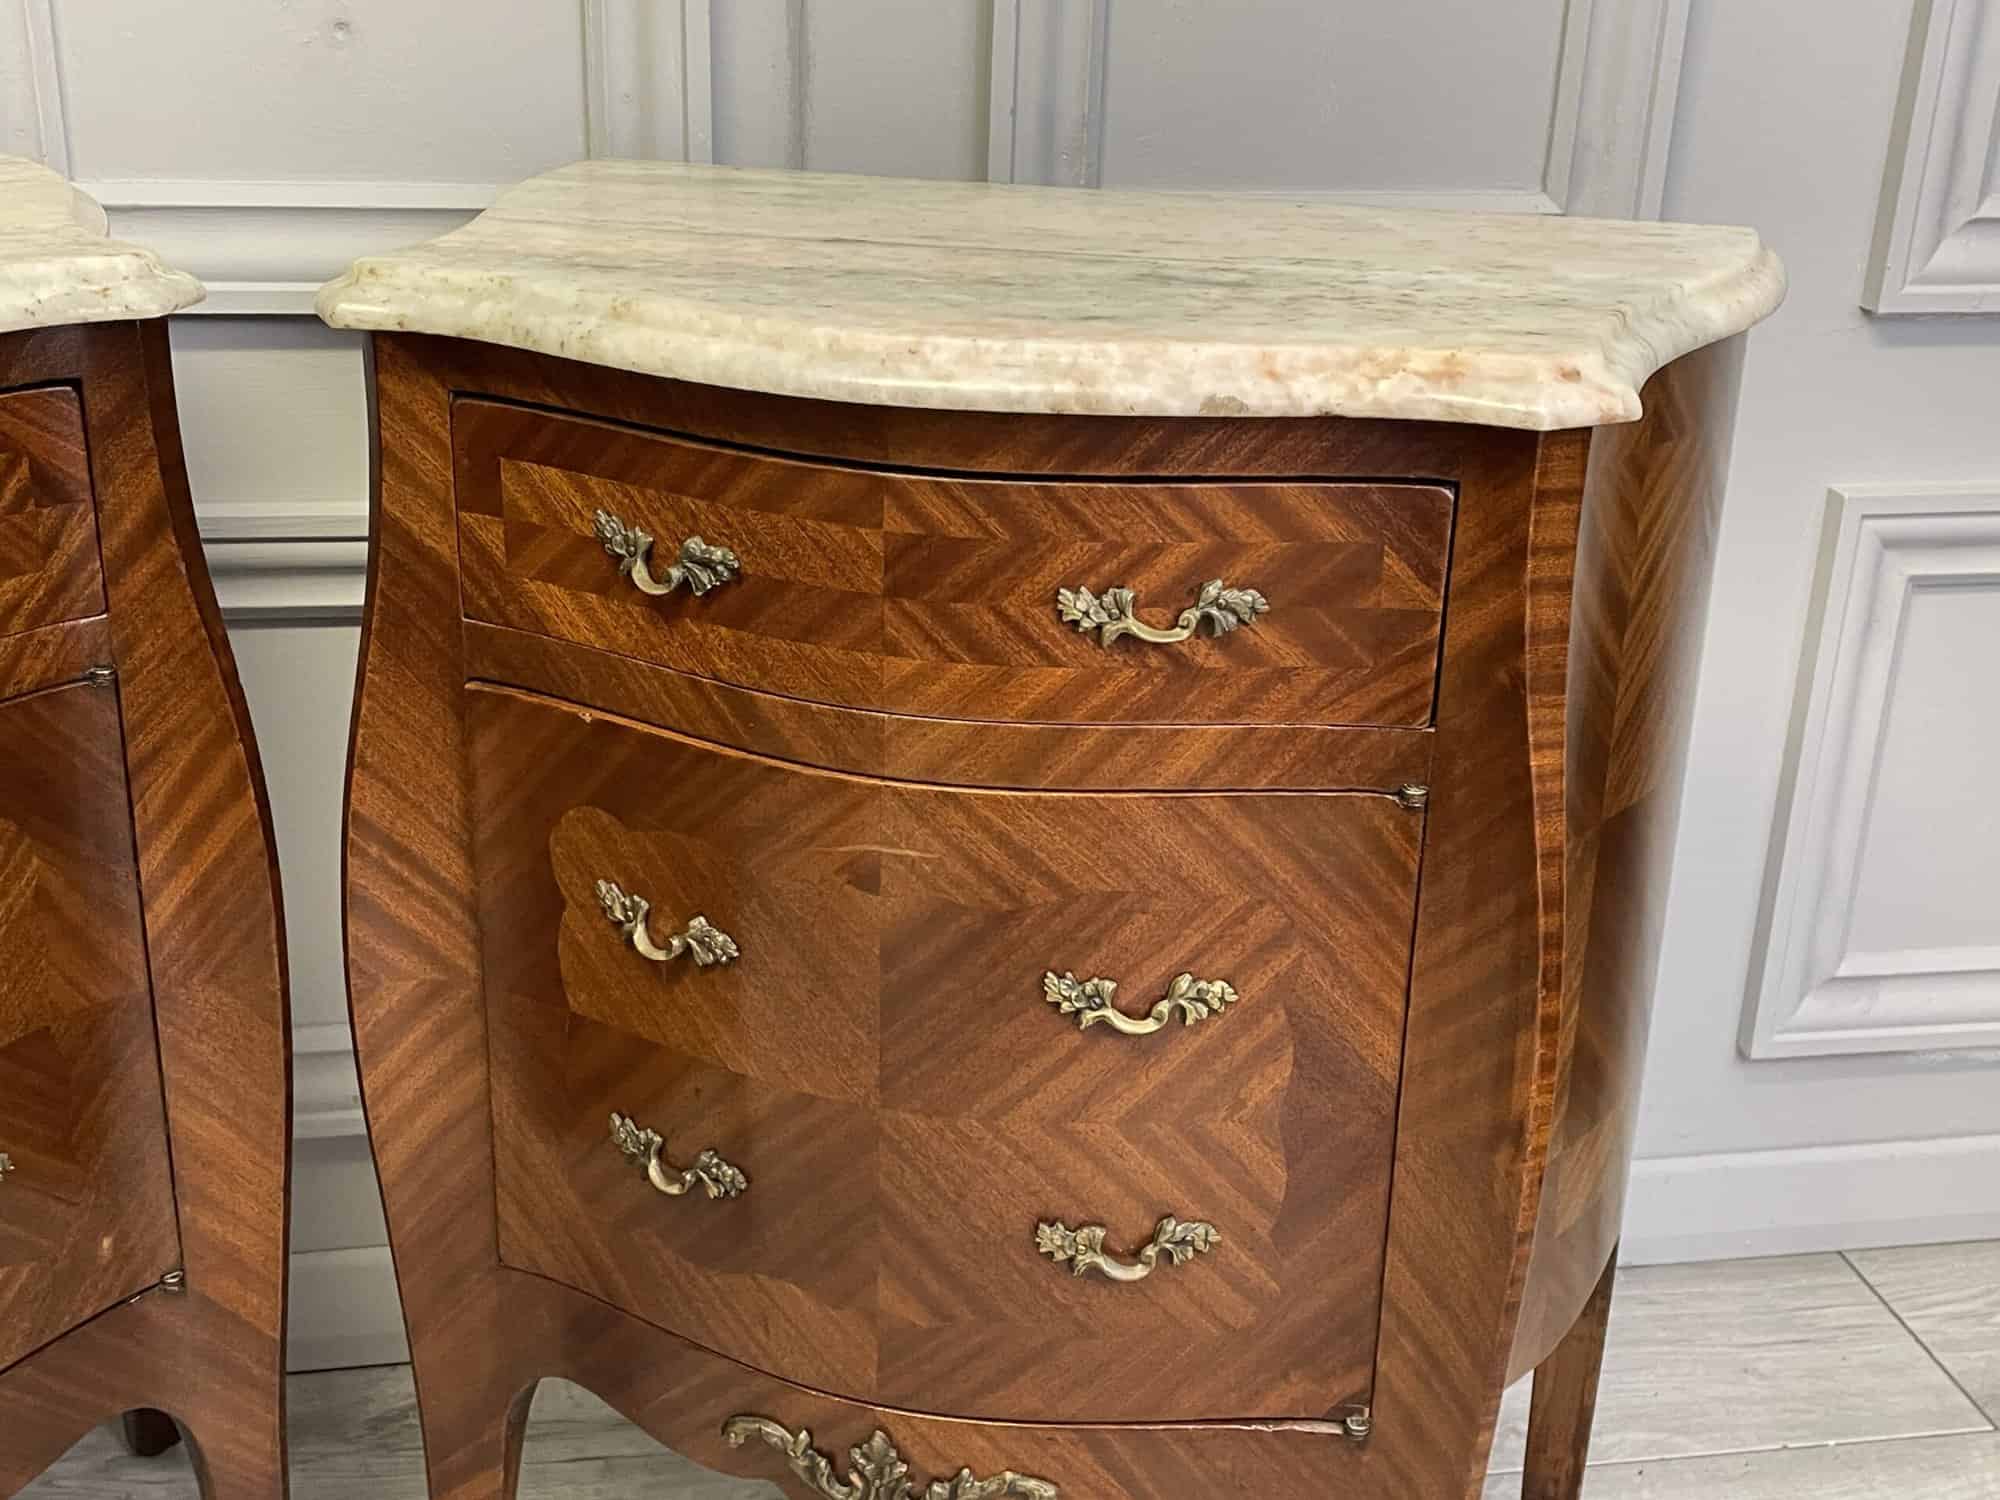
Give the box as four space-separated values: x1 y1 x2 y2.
609 1112 748 1200
597 880 740 968
594 509 741 598
1056 578 1268 646
1036 1214 1220 1283
723 1415 1059 1499
1042 970 1239 1036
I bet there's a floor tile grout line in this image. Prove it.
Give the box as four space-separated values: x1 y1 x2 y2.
1488 1425 2000 1483
1842 1250 2000 1432
1485 1417 2000 1479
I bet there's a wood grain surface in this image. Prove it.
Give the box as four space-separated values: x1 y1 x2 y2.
470 683 1416 1424
347 331 1741 1500
455 397 1453 728
1521 1252 1615 1500
0 389 106 638
465 620 1435 792
0 682 176 1372
0 322 291 1500
1507 339 1745 1379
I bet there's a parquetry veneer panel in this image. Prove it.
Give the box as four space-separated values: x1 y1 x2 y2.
0 389 106 639
471 684 1415 1424
0 682 174 1371
454 398 1454 727
0 312 290 1495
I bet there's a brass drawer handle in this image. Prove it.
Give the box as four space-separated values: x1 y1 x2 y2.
724 1416 1059 1499
0 1151 13 1185
1056 578 1268 646
1042 970 1239 1036
597 880 740 968
1036 1214 1220 1283
610 1112 747 1200
594 509 741 598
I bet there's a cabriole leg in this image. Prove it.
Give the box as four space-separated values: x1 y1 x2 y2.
1520 1249 1617 1500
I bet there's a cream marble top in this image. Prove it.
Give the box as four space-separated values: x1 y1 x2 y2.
0 157 203 334
316 161 1783 431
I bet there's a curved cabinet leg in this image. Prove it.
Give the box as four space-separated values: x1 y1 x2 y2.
414 1370 537 1500
180 1377 285 1500
120 1408 183 1458
1520 1249 1617 1500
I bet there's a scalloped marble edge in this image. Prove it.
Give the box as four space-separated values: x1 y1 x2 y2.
316 165 1785 432
0 156 204 336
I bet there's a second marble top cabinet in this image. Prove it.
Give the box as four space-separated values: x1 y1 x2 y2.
323 161 1783 1500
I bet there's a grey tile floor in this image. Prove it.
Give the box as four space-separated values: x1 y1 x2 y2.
24 1241 2000 1499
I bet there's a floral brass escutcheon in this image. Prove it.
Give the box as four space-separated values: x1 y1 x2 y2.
593 508 741 598
609 1112 748 1200
1036 1214 1220 1283
1055 577 1268 647
723 1416 1058 1500
596 879 740 968
1042 969 1239 1036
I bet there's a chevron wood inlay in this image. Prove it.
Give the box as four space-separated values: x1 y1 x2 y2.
469 683 1416 1424
0 323 290 1499
346 332 1749 1500
0 389 107 638
453 397 1454 729
0 678 172 1374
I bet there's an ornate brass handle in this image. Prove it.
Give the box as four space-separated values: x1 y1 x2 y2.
1056 578 1268 646
0 1152 13 1185
610 1112 747 1200
594 509 741 598
597 880 740 968
1042 970 1239 1036
724 1417 1058 1499
1036 1215 1220 1282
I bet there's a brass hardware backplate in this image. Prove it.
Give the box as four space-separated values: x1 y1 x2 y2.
1057 578 1268 647
1394 783 1429 810
1042 970 1239 1036
1343 1408 1373 1443
610 1112 747 1200
594 509 741 598
0 1151 13 1184
723 1415 1059 1499
1036 1214 1220 1283
597 880 740 968
84 665 116 687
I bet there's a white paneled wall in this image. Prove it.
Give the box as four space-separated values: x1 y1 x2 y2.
10 0 1993 1363
1624 0 2000 1265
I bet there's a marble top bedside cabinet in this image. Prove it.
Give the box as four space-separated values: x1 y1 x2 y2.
321 161 1782 1500
0 158 290 1498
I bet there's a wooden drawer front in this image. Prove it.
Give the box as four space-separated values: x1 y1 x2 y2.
472 684 1418 1423
0 388 107 637
454 398 1452 727
0 681 178 1365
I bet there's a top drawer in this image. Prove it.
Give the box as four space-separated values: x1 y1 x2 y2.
0 388 106 637
453 398 1453 727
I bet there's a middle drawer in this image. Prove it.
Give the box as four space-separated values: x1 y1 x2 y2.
469 683 1420 1424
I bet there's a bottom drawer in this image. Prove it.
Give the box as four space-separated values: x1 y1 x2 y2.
0 680 178 1366
471 684 1421 1425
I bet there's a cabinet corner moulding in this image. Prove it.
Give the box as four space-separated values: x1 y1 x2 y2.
1863 0 2000 314
1742 483 2000 1059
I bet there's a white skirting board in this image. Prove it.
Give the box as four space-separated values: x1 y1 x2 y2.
287 1246 409 1373
1622 1133 2000 1266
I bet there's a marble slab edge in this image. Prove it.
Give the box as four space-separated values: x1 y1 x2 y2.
316 246 1784 432
0 157 204 336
